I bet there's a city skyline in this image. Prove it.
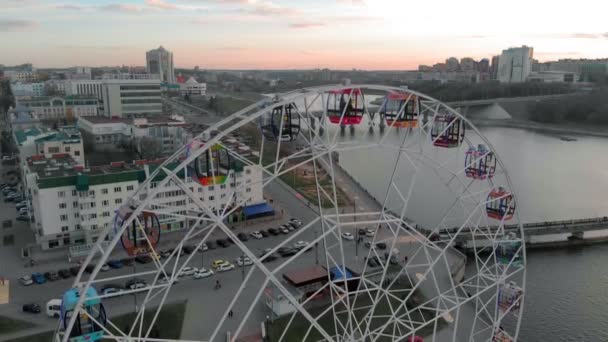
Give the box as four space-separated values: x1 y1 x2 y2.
1 0 608 69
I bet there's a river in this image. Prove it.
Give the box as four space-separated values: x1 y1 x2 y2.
335 122 608 341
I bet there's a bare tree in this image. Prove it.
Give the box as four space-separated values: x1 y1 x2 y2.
134 136 163 160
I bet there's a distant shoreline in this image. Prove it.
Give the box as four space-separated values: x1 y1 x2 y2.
470 119 608 139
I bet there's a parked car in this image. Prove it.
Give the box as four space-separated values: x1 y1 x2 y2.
121 258 134 266
294 241 309 250
22 303 41 314
125 279 147 290
366 257 380 268
341 232 354 241
159 250 173 258
69 266 80 276
365 229 376 237
58 269 71 279
268 228 279 236
260 230 269 238
44 271 59 281
260 248 278 263
183 245 195 254
31 272 46 284
100 264 110 272
376 242 387 250
237 232 249 241
280 227 290 234
46 299 61 318
278 247 298 257
289 218 302 226
19 275 33 286
364 241 372 248
212 259 228 268
250 231 263 239
107 260 123 269
216 239 230 248
206 241 217 250
135 255 153 264
216 262 235 272
84 265 95 273
235 256 253 266
100 284 124 296
178 267 198 277
16 215 30 222
193 268 214 279
16 203 27 210
358 228 366 236
159 274 178 284
198 243 208 252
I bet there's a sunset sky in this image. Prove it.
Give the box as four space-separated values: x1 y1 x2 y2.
1 0 607 70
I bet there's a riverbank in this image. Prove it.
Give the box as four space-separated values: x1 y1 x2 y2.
470 118 608 139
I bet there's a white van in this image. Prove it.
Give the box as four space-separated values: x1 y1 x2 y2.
46 299 62 318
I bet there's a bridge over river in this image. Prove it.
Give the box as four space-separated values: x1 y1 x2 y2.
439 216 608 244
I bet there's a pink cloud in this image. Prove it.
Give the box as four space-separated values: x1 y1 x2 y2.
249 2 299 16
146 0 178 10
99 4 143 13
289 22 326 29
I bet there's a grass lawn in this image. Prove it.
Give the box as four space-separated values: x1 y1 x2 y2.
0 315 35 336
3 301 187 342
266 279 444 342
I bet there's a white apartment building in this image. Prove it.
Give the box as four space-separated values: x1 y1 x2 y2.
11 82 45 97
17 96 98 121
498 46 534 83
24 156 264 250
77 115 188 154
180 77 207 96
66 78 162 118
4 70 38 82
14 127 85 165
146 46 175 83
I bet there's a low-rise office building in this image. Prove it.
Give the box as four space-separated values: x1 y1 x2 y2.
14 127 85 165
17 96 98 121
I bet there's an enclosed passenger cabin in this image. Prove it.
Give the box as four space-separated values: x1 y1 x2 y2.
486 187 515 221
114 204 161 256
497 232 522 266
430 114 465 148
259 103 300 142
326 88 365 126
464 144 496 179
61 287 106 342
186 141 233 186
381 92 419 128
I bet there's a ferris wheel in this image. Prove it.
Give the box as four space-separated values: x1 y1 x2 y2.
55 85 526 342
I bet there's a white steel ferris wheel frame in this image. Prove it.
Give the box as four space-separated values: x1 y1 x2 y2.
56 84 526 342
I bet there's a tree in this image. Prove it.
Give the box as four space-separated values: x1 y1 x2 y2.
134 136 163 160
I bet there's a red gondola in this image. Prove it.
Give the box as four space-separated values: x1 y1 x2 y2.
326 88 365 125
465 144 496 179
114 204 161 256
381 92 419 128
431 114 465 148
486 187 515 221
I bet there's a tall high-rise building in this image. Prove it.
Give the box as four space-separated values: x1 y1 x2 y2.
497 46 534 83
446 57 460 72
490 55 500 80
146 46 175 83
478 58 490 73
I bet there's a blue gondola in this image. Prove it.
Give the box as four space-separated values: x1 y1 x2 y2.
465 144 496 179
260 103 300 142
61 287 106 342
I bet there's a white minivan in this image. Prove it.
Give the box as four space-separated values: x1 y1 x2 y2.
46 299 62 318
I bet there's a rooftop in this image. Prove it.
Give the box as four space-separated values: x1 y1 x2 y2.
79 116 131 124
13 127 51 145
283 265 328 287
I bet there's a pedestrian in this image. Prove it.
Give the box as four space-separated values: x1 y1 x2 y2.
228 309 233 318
404 256 408 264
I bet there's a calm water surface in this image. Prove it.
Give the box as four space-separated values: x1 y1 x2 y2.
338 125 608 341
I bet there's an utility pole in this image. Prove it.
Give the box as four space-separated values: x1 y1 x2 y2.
354 199 358 258
314 230 319 265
